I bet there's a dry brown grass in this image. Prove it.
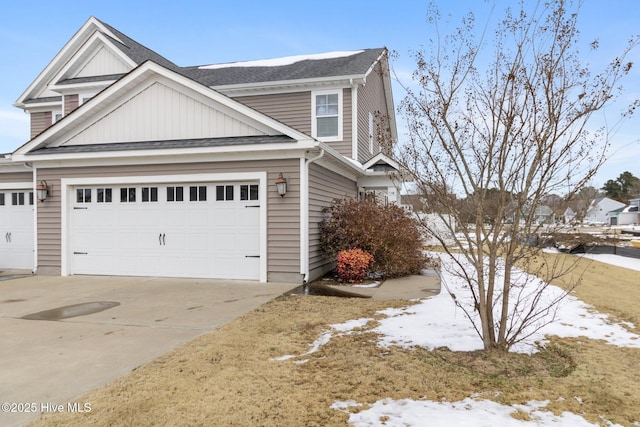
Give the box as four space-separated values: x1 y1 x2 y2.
29 254 640 426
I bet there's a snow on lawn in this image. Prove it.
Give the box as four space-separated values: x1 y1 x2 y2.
303 252 639 426
332 397 615 426
579 253 640 272
375 252 640 354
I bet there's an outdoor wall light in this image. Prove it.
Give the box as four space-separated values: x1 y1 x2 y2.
36 180 50 202
275 173 287 197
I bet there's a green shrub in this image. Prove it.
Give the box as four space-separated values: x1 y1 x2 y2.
320 197 427 278
336 248 374 283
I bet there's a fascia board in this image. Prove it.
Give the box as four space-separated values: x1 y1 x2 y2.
317 142 365 176
14 17 123 108
214 75 366 97
49 79 117 94
15 142 318 166
362 152 401 171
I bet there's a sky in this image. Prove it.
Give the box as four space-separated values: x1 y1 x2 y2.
277 251 640 425
0 0 638 188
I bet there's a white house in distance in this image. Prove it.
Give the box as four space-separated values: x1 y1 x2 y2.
607 197 640 226
583 197 625 225
0 17 401 284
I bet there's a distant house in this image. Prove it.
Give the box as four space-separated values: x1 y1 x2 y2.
583 197 625 225
607 197 640 226
532 205 555 224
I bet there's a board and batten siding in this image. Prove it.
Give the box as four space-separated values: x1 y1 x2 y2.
30 111 52 139
307 162 357 281
35 159 301 282
357 62 390 163
61 81 269 146
236 88 353 159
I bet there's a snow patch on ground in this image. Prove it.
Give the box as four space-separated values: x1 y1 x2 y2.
374 253 640 354
334 398 621 426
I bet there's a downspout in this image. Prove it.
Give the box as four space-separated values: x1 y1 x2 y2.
24 162 37 274
301 148 325 289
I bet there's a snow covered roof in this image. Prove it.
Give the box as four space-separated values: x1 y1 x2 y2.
182 48 387 87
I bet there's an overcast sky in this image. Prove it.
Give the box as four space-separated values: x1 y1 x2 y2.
1 0 638 188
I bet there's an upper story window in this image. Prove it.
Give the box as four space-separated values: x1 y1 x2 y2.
312 90 342 142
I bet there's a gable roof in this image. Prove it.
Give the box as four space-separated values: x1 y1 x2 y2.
12 61 315 160
14 17 179 108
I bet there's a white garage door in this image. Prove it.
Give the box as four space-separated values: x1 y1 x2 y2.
70 182 261 280
0 190 34 270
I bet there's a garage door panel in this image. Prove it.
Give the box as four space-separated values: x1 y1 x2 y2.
0 190 34 270
70 182 261 280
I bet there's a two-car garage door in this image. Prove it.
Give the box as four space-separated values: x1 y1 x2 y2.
70 181 261 280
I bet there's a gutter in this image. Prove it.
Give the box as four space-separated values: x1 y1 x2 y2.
300 148 325 287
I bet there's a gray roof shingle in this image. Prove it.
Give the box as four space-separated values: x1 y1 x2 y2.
181 48 386 87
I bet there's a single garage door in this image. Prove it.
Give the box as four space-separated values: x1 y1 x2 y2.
0 190 34 270
70 182 260 280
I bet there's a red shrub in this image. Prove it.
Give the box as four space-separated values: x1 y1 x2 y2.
336 249 374 283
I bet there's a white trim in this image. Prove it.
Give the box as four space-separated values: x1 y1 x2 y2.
15 141 317 164
60 171 268 282
215 76 365 97
352 85 358 160
32 169 38 273
14 17 126 108
299 157 306 280
311 89 343 142
0 181 33 190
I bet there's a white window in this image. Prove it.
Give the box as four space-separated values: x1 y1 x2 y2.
312 90 342 141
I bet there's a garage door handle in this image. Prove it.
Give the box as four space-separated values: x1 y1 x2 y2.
159 233 166 246
245 255 260 258
162 233 166 246
6 232 11 243
159 233 162 246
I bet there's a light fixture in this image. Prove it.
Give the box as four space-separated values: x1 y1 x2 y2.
36 180 49 202
275 173 287 197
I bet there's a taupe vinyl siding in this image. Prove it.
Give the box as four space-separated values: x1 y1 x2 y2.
235 92 311 135
0 172 31 183
308 163 357 277
64 94 79 115
329 88 352 159
357 62 389 162
30 111 52 138
236 89 353 159
35 159 300 278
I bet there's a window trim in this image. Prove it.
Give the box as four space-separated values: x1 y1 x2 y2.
311 89 343 142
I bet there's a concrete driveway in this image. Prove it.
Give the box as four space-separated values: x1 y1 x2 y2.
0 274 296 427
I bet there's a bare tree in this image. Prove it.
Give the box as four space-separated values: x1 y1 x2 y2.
394 0 638 352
